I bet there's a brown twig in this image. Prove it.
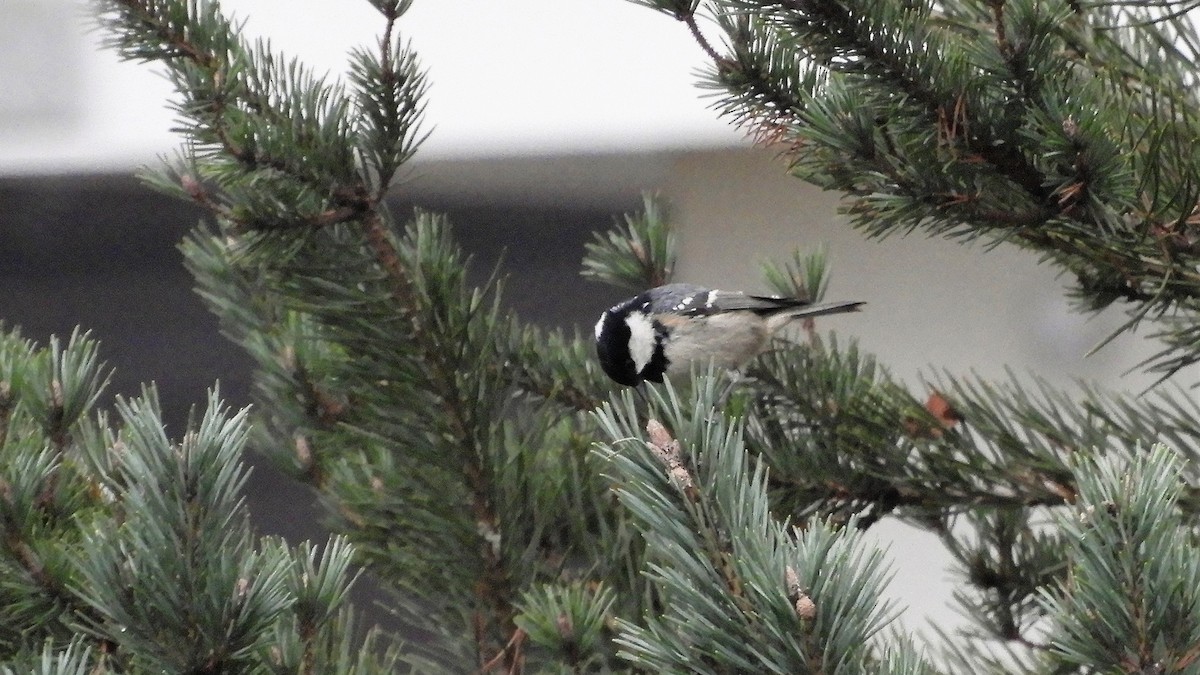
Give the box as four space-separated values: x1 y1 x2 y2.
0 381 11 450
682 11 724 65
989 0 1012 61
478 626 526 673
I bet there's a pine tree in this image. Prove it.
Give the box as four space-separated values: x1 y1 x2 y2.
3 0 1200 672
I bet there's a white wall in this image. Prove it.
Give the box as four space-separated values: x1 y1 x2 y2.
1 0 738 175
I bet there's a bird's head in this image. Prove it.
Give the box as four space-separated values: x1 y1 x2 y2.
594 301 664 387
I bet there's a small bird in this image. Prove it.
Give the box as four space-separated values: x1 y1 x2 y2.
594 283 863 388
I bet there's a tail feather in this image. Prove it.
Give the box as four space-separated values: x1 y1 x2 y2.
767 300 864 332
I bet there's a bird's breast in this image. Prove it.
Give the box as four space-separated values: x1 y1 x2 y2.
660 313 769 373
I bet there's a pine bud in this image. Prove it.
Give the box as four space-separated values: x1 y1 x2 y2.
646 419 696 495
556 613 574 640
795 593 816 620
50 378 64 409
180 173 205 201
1042 477 1076 503
668 465 694 491
785 565 801 596
293 434 312 466
279 345 296 371
1062 116 1079 139
646 419 681 464
785 565 814 620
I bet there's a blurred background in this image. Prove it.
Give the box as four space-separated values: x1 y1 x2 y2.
2 0 1180 640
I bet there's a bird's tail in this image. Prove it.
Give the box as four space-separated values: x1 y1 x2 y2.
767 300 864 332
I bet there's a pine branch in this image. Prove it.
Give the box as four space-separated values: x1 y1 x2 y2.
99 0 394 233
514 582 617 669
641 0 1200 377
746 334 1200 523
85 0 1200 670
95 1 548 662
1 640 95 675
181 184 633 669
1040 445 1200 672
0 326 393 671
936 509 1063 657
0 331 113 657
593 377 930 672
732 319 1200 662
581 192 677 292
348 7 429 200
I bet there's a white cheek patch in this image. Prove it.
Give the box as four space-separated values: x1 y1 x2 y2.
625 311 656 374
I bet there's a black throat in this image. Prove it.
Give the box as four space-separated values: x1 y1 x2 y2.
639 319 670 384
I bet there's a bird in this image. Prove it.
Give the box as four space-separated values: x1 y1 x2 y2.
594 282 863 388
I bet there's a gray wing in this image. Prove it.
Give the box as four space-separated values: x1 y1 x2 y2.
643 283 808 317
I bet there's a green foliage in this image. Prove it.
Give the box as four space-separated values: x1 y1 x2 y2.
761 246 830 303
515 582 617 668
1 640 93 675
0 327 393 671
582 192 677 291
347 31 429 198
19 331 109 442
647 0 1200 379
595 378 915 673
45 0 1200 672
1040 445 1200 672
182 201 636 668
748 339 1200 522
0 328 109 654
74 389 292 671
92 4 673 669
